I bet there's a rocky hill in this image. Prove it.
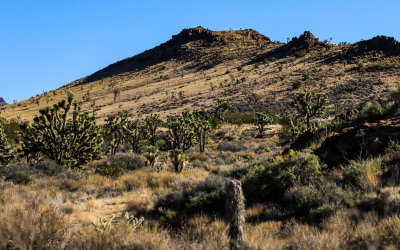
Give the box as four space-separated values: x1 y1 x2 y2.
2 27 400 121
0 97 8 107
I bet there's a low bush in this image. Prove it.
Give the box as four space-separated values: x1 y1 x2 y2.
0 164 44 184
342 159 381 191
217 141 246 152
155 177 227 225
223 112 255 125
109 152 146 171
379 215 400 248
243 150 321 204
284 180 350 223
95 161 125 179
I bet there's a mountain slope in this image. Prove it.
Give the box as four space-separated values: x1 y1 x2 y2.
2 27 400 122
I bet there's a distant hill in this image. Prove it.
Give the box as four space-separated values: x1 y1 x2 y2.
2 26 400 122
0 97 8 107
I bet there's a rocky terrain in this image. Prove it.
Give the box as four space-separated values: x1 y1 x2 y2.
1 26 400 122
0 97 8 107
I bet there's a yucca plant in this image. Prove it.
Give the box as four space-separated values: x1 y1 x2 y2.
169 149 188 173
294 90 329 130
144 146 160 167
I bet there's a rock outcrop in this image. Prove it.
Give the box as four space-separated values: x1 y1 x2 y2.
317 116 400 167
0 97 7 107
351 36 400 56
287 31 325 50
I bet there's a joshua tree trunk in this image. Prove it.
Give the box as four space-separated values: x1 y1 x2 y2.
225 179 246 250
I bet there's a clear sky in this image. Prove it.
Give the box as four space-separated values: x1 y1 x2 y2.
1 0 399 103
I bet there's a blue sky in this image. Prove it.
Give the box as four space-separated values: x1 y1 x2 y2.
1 0 399 102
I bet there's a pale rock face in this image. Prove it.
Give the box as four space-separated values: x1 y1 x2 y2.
0 97 8 107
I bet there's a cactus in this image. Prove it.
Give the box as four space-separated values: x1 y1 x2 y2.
144 146 160 167
169 149 188 173
254 112 274 138
0 125 14 165
123 212 144 229
20 94 103 168
294 90 329 130
92 214 115 231
225 179 246 250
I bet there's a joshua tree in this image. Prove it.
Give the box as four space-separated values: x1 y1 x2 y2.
124 119 142 154
143 114 162 146
225 179 246 250
20 94 103 168
113 89 120 103
193 111 212 153
167 111 196 152
103 112 130 155
214 99 230 122
254 112 274 138
294 90 329 130
169 149 188 173
244 91 261 111
0 125 14 165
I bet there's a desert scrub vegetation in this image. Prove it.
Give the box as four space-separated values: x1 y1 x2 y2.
4 93 400 249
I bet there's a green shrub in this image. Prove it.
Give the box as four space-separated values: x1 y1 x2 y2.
0 164 42 184
95 162 125 178
243 150 321 203
223 112 255 125
294 49 307 58
283 181 349 223
109 152 146 171
379 215 400 248
355 102 389 123
386 139 400 153
342 159 381 191
33 159 65 176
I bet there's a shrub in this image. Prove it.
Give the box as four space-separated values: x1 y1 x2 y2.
342 159 381 191
283 181 348 223
155 177 227 225
223 112 255 125
294 49 307 58
0 188 69 249
109 152 146 171
0 164 43 184
243 151 321 203
355 102 389 123
32 159 65 176
217 141 246 152
379 215 400 248
95 161 125 178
